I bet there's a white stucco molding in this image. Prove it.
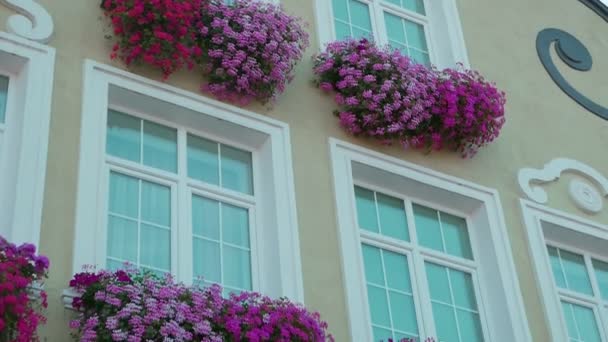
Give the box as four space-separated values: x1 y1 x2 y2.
0 0 54 43
518 158 607 214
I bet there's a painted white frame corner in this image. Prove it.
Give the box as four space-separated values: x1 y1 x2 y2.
329 138 531 342
520 199 608 341
0 31 55 245
73 60 304 302
313 0 470 69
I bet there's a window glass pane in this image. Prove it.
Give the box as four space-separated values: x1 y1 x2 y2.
408 49 430 66
349 0 372 31
362 244 384 285
432 302 459 342
140 224 171 271
354 186 379 233
560 249 593 295
107 216 138 263
0 75 8 124
425 262 451 304
143 121 177 173
383 250 411 292
352 27 373 40
547 246 567 289
367 285 391 327
389 291 418 336
223 245 252 290
403 19 428 51
220 144 253 195
441 213 473 260
192 196 220 240
457 309 484 342
188 134 220 186
413 204 443 252
450 270 477 310
332 0 349 22
141 181 171 226
383 0 425 14
561 301 601 342
593 259 608 300
222 204 249 248
373 326 393 342
377 193 409 241
109 172 139 218
334 20 352 40
193 238 221 283
107 110 141 163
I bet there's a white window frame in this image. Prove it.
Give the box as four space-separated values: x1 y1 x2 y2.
314 0 469 69
329 138 531 341
71 60 303 302
0 32 55 245
521 199 608 341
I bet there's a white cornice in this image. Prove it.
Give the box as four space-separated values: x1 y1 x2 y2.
0 0 53 43
518 158 607 214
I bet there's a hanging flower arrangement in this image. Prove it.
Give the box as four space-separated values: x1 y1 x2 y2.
313 38 506 157
68 268 333 341
0 237 49 342
198 0 309 105
101 0 309 105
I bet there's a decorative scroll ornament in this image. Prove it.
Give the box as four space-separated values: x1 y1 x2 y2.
518 158 608 214
536 0 608 120
0 0 54 43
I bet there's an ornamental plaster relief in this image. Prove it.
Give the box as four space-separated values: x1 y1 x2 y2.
0 0 53 43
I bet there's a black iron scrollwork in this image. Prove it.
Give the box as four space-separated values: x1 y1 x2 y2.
536 0 608 121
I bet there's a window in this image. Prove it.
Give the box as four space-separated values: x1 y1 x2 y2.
315 0 469 68
70 61 303 303
0 32 55 245
330 139 531 341
522 199 608 342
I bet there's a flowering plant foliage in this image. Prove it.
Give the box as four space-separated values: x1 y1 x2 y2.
69 268 333 341
0 237 49 342
101 0 205 78
198 0 309 105
313 38 506 157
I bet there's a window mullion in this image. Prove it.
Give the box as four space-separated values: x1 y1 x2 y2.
371 1 389 46
176 128 192 284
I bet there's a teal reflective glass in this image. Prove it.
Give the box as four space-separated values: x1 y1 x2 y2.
107 215 138 262
220 144 253 195
367 284 391 326
332 0 349 21
141 181 171 226
107 110 141 163
191 196 220 239
403 19 428 51
140 224 171 271
187 134 220 186
450 270 477 310
223 245 252 290
193 238 221 283
384 12 406 44
592 259 608 300
222 203 250 248
0 76 8 124
457 309 483 342
390 291 418 335
561 301 601 342
376 193 409 241
384 250 412 292
354 186 379 232
425 262 452 304
553 247 593 295
547 246 567 289
432 302 459 342
413 204 443 252
408 48 431 66
373 326 393 342
441 213 473 260
334 20 352 40
109 172 139 218
384 0 425 14
362 244 384 285
143 121 177 173
349 0 372 31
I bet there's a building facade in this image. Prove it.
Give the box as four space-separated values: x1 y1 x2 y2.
0 0 607 341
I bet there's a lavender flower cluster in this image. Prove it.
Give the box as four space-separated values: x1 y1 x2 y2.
69 268 333 341
313 38 506 157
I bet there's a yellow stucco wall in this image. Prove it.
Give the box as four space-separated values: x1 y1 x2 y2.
1 0 607 340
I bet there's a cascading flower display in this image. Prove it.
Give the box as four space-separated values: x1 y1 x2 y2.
198 0 309 105
101 0 205 78
0 237 49 342
313 38 506 157
69 268 333 342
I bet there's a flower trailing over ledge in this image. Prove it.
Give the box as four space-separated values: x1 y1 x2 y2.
313 38 506 157
198 0 309 105
0 237 49 342
101 0 205 78
69 268 333 341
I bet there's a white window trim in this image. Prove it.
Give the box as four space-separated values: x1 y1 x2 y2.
313 0 470 69
329 138 531 341
0 31 55 245
521 199 608 341
71 60 303 303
